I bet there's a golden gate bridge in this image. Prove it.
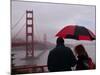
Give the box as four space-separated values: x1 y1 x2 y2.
11 10 49 74
12 10 48 58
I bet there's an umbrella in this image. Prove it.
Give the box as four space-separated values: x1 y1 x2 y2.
56 25 95 41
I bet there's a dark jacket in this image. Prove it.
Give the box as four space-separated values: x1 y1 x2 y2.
47 44 76 72
76 55 90 70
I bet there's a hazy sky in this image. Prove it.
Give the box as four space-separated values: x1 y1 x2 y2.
11 1 96 44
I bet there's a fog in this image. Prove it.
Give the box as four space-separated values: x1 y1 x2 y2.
12 1 95 44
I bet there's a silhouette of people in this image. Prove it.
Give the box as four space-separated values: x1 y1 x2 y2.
74 44 95 70
47 37 76 72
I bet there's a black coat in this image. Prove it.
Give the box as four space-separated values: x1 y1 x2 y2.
47 44 76 72
76 55 91 70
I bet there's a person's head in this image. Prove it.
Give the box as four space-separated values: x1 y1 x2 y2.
56 37 64 45
74 44 88 57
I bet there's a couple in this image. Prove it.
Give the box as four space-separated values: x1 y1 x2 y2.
47 37 95 72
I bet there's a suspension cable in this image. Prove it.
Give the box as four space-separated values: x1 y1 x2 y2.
13 23 26 41
11 13 25 30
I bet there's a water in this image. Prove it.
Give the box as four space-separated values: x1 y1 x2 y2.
12 49 49 66
12 43 96 66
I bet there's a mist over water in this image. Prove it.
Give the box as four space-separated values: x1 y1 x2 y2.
12 40 96 66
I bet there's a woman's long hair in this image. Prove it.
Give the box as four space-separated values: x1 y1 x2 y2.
74 44 88 57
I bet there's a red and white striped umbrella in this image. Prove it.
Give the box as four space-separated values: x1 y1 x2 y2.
56 25 95 41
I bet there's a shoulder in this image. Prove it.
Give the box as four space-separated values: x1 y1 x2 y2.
65 47 72 52
65 47 71 50
49 47 57 54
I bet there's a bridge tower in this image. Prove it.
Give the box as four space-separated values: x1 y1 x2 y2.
26 10 34 57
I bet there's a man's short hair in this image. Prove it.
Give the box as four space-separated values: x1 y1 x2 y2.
57 37 64 45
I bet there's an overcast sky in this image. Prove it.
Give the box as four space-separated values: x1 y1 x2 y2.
11 1 96 44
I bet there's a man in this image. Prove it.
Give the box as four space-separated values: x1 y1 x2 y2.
47 37 76 72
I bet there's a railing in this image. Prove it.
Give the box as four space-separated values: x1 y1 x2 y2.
12 65 48 74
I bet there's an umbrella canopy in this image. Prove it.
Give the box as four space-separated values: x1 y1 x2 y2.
56 25 95 41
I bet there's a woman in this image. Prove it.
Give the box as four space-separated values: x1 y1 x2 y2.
74 44 95 70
